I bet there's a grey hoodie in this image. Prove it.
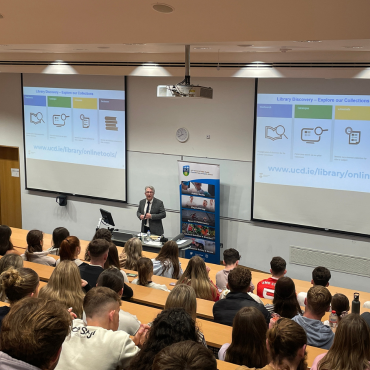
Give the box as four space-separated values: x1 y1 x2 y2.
0 352 40 370
292 314 334 350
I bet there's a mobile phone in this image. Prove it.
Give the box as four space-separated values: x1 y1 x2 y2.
169 282 176 286
127 273 137 277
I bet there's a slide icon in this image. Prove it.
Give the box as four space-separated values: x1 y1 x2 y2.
80 114 90 128
345 127 361 145
105 116 118 131
53 113 69 127
30 112 44 124
265 125 288 141
301 126 328 144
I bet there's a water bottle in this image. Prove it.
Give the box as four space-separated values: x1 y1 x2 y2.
146 230 151 243
329 310 338 332
352 293 360 314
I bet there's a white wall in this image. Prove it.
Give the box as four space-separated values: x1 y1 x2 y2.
1 73 369 292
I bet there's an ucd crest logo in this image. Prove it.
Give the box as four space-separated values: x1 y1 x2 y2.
183 165 190 176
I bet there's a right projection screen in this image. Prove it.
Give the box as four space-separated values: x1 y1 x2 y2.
253 79 370 235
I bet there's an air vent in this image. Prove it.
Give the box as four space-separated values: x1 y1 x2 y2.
290 246 370 278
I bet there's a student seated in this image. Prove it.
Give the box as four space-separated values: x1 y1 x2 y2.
0 254 23 277
176 255 220 302
57 236 88 267
0 267 39 328
127 308 200 370
213 266 270 326
218 306 268 368
165 284 206 346
216 248 240 290
119 237 143 270
311 314 370 370
84 228 114 262
322 293 349 326
238 318 308 370
297 266 331 307
0 225 20 256
292 285 334 350
132 257 170 291
79 239 133 300
47 226 70 255
0 297 71 370
152 340 217 370
152 241 183 279
94 267 141 335
56 287 148 370
257 256 286 299
22 229 56 266
39 260 85 319
105 243 129 283
264 277 303 319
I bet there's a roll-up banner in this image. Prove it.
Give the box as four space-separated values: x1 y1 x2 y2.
178 161 220 264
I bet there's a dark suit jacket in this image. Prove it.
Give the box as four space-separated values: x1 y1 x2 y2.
137 197 166 236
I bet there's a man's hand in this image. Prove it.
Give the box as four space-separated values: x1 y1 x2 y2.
140 215 145 220
133 324 151 347
81 279 88 287
145 213 152 219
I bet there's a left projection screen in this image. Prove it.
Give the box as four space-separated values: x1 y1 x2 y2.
22 74 127 202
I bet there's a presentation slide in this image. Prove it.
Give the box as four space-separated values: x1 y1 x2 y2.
253 79 370 236
23 75 127 202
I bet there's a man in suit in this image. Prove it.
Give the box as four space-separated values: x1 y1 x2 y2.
137 186 166 236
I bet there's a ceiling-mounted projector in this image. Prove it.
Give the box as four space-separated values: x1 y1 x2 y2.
157 45 213 99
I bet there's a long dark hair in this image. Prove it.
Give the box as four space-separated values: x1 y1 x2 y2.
225 307 268 367
273 277 302 319
25 230 43 261
127 308 199 370
137 257 153 286
52 227 70 255
155 241 181 279
104 243 121 270
0 225 14 256
59 236 80 261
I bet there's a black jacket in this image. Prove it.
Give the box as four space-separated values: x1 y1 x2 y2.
213 291 271 326
79 264 133 301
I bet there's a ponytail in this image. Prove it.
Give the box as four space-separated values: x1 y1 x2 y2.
0 268 39 303
137 258 153 286
59 236 80 261
25 230 43 260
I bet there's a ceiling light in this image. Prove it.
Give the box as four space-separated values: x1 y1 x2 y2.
238 44 254 47
153 3 174 13
193 47 211 50
295 40 322 43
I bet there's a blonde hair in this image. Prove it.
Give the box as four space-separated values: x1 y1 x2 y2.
0 268 39 303
176 256 216 301
318 314 370 370
38 260 84 318
120 237 143 270
165 284 197 320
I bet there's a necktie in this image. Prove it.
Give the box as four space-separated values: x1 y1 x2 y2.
145 201 150 216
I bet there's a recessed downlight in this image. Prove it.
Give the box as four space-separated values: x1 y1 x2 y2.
153 3 174 13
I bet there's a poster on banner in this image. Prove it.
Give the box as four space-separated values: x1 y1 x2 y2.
178 161 220 264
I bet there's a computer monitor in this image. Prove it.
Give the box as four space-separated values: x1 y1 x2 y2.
100 208 115 227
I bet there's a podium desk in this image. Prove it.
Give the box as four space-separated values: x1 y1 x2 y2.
111 229 192 256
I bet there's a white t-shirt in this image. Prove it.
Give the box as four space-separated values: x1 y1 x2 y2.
56 319 140 370
82 310 141 336
131 279 170 292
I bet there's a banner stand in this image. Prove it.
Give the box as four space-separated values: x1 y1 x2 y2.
178 161 220 264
